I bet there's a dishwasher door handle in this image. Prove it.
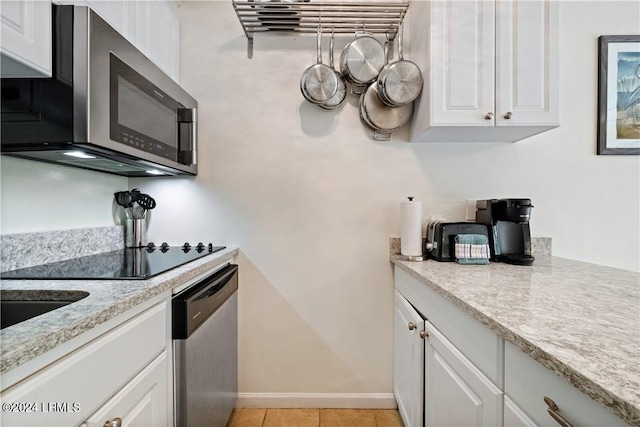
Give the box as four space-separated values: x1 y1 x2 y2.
172 264 238 339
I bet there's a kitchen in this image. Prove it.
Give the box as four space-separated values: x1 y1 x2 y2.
1 0 639 427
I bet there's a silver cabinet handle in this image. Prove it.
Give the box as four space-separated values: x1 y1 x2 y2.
504 112 512 119
544 397 574 427
408 322 417 331
419 330 429 339
484 112 494 120
103 418 123 427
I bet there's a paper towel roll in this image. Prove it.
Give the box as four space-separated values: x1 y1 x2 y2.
401 197 423 256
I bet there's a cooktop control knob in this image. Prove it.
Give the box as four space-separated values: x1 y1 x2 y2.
196 242 206 253
182 242 191 252
146 242 156 252
208 243 214 253
160 242 170 252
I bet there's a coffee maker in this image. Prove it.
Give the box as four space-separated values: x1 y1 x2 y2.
475 199 535 266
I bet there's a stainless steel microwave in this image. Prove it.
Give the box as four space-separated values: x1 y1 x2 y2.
1 5 197 176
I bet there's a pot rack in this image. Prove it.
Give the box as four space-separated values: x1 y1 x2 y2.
231 1 410 58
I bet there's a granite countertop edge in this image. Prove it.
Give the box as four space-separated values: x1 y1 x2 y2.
0 247 239 375
390 255 640 426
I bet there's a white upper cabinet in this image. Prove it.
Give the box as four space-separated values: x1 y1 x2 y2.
408 0 559 142
0 0 52 77
54 0 181 82
496 0 559 127
147 1 180 82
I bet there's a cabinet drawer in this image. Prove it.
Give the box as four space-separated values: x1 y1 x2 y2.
1 302 167 426
504 341 628 427
83 351 168 426
395 266 503 386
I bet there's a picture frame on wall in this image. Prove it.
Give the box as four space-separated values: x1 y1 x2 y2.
597 35 640 155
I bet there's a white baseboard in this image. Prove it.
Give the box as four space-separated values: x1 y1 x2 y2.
236 393 397 409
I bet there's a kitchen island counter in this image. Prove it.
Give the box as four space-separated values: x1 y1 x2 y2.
391 255 640 425
0 247 239 376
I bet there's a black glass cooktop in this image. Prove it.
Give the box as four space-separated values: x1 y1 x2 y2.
0 244 226 280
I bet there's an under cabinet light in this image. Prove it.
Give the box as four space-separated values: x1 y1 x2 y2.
145 169 164 175
63 151 96 159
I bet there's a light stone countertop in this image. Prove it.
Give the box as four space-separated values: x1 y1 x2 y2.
391 255 640 426
0 247 239 375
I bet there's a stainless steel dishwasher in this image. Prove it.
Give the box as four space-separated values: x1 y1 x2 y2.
172 263 238 427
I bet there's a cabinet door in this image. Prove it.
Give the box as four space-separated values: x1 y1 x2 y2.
0 0 52 77
429 0 495 126
504 395 537 427
393 290 424 427
424 320 503 427
83 351 169 427
148 1 180 82
496 0 559 126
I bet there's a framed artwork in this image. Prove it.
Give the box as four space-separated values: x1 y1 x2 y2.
597 35 640 155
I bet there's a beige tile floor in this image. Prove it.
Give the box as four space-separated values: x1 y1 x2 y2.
226 408 405 427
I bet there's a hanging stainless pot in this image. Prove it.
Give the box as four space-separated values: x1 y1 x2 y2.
359 81 413 141
300 26 338 104
319 29 347 110
377 23 423 107
340 30 385 93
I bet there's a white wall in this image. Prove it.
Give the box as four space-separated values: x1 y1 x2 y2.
0 157 127 233
1 0 638 400
132 0 639 398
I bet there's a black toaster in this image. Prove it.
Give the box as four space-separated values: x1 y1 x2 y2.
425 221 490 261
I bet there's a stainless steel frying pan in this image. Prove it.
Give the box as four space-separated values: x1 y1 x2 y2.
319 30 347 110
300 27 338 104
377 23 423 107
359 82 413 141
340 30 385 93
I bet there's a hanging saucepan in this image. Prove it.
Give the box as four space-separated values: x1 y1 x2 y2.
340 29 385 95
319 29 347 110
359 44 414 142
300 26 338 104
377 23 423 107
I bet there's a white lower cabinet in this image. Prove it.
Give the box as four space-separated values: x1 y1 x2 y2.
82 351 168 427
0 301 170 427
424 320 503 427
394 290 425 427
393 286 503 427
394 265 631 427
504 395 537 427
504 341 629 427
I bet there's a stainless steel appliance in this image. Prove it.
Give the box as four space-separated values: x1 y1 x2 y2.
1 5 197 177
425 221 490 262
0 243 225 280
172 264 238 427
475 198 535 266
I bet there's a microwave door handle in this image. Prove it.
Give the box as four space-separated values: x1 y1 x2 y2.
177 107 197 165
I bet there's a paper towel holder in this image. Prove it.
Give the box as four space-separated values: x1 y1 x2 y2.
399 196 425 261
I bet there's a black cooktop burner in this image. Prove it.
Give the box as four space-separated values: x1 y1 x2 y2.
0 243 226 280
